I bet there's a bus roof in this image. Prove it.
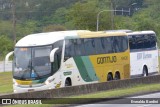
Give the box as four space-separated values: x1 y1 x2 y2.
15 30 90 47
127 31 155 35
78 31 127 38
15 30 127 47
105 29 132 33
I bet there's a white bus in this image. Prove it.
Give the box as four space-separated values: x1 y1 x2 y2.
128 31 159 77
6 30 130 93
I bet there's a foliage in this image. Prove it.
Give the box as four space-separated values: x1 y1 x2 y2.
16 20 40 39
1 0 160 60
67 0 111 31
0 35 14 60
42 25 66 32
0 20 13 38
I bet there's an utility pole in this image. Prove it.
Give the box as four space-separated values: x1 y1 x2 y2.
12 0 16 44
96 10 130 31
110 0 114 30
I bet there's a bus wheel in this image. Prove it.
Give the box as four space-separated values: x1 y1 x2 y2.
143 66 148 77
107 73 113 81
65 78 72 86
115 72 120 80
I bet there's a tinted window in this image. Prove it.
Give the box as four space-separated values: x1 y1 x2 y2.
75 39 86 56
136 35 144 49
129 34 157 51
95 38 105 54
150 34 156 48
84 38 96 55
143 35 150 48
65 39 75 58
53 40 63 71
113 36 128 52
129 35 137 50
103 37 114 53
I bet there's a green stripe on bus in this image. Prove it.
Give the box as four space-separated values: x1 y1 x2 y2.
74 56 92 82
74 56 98 82
81 56 99 81
32 77 47 84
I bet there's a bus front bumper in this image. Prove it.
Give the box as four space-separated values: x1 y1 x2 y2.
13 83 56 93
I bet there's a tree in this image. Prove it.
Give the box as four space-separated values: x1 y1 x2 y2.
16 20 39 39
42 24 66 32
67 0 112 31
0 35 13 60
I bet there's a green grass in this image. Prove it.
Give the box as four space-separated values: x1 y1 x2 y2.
0 72 13 94
71 83 160 98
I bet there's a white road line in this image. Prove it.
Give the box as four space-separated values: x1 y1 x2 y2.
136 104 153 107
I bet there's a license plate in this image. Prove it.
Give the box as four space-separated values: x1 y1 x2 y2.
28 89 34 92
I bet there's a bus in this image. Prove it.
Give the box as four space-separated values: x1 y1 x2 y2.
128 31 159 77
7 30 130 93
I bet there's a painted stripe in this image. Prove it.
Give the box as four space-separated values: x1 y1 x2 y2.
74 56 98 82
81 56 99 81
16 78 47 85
74 56 92 82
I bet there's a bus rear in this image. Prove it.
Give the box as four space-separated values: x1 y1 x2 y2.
128 31 159 77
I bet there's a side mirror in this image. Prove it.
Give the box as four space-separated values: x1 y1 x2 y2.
50 48 59 62
5 51 14 64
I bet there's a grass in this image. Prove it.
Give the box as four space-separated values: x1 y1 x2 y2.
0 72 13 94
71 83 160 98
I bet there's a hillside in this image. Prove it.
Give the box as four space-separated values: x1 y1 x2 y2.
0 0 160 59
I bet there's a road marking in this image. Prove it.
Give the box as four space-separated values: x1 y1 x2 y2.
136 104 152 107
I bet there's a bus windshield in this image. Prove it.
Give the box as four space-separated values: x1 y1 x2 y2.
13 46 52 80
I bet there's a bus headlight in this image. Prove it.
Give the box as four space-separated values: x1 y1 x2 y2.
13 79 18 86
14 90 17 93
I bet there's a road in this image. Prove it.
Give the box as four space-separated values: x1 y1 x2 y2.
0 61 12 72
73 92 160 107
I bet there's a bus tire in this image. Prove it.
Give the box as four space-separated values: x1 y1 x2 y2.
65 78 72 86
107 73 113 81
143 66 148 77
115 72 120 80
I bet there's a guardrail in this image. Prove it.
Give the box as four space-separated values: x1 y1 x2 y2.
0 75 160 98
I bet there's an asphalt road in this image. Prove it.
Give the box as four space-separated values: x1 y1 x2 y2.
73 92 160 107
0 61 12 72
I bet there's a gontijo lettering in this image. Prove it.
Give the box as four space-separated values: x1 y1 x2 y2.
97 56 117 64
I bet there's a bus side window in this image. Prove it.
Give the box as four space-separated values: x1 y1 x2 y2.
143 35 150 49
52 40 63 71
75 39 86 56
101 38 107 53
113 36 120 53
136 35 144 49
150 34 156 49
52 52 59 72
64 39 76 61
64 40 69 60
84 38 96 55
95 38 105 54
104 37 114 53
129 35 137 50
121 36 128 52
